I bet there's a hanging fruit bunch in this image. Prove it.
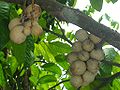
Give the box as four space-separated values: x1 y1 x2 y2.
8 1 43 44
67 29 105 88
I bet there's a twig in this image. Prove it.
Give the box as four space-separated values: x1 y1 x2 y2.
48 79 70 90
44 28 73 45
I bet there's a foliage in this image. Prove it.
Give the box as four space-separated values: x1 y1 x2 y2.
0 0 120 90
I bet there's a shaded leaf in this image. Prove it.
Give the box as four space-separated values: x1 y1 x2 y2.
0 64 6 87
90 0 103 11
39 75 57 84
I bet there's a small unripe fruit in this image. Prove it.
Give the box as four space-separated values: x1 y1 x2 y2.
90 49 104 61
8 18 21 31
72 41 82 52
82 39 94 52
89 34 101 44
70 60 86 76
32 23 43 36
26 4 41 19
67 52 78 64
75 29 88 42
10 26 26 44
78 51 89 61
82 71 96 84
87 59 99 73
70 76 83 88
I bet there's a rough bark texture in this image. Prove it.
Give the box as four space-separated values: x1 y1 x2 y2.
2 0 120 50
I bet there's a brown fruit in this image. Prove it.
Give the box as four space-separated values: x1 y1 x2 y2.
89 34 101 44
72 41 82 52
75 29 88 42
82 39 94 52
70 60 86 76
26 4 41 19
31 22 43 36
8 18 21 31
70 76 83 88
82 71 96 84
87 59 99 73
78 51 89 61
67 52 78 64
10 25 26 44
23 26 31 36
90 49 104 61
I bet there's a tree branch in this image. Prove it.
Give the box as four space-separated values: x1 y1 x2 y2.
48 79 69 90
2 0 120 50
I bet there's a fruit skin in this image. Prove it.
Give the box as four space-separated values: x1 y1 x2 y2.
8 18 21 31
75 29 88 42
70 60 86 76
31 22 43 36
82 39 94 52
10 25 26 44
89 34 101 44
87 59 99 73
82 71 96 84
67 52 78 64
23 26 31 36
90 49 104 61
26 4 41 19
72 41 82 52
70 76 83 88
78 51 89 61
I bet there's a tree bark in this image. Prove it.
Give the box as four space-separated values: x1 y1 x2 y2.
2 0 120 50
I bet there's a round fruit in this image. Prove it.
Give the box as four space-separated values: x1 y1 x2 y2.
70 76 83 88
82 39 94 52
70 60 86 76
78 51 89 61
87 59 99 73
23 26 31 36
10 25 26 44
72 41 82 52
75 29 88 42
31 22 43 36
8 18 21 31
82 71 96 83
26 4 41 19
90 49 104 61
67 52 78 64
89 34 101 44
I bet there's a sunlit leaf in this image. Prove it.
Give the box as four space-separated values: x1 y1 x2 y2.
39 75 57 84
42 63 62 75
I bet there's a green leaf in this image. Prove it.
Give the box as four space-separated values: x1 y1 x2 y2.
49 41 72 55
90 0 103 11
0 1 10 20
0 64 6 87
63 81 76 90
103 48 118 61
47 34 58 41
0 19 9 50
29 76 38 86
7 56 18 75
31 64 40 77
55 55 69 70
38 75 57 84
112 79 120 90
12 35 34 67
42 63 62 75
68 0 77 7
111 0 118 3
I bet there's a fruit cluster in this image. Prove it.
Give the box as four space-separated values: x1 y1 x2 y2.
67 29 105 88
8 4 43 44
